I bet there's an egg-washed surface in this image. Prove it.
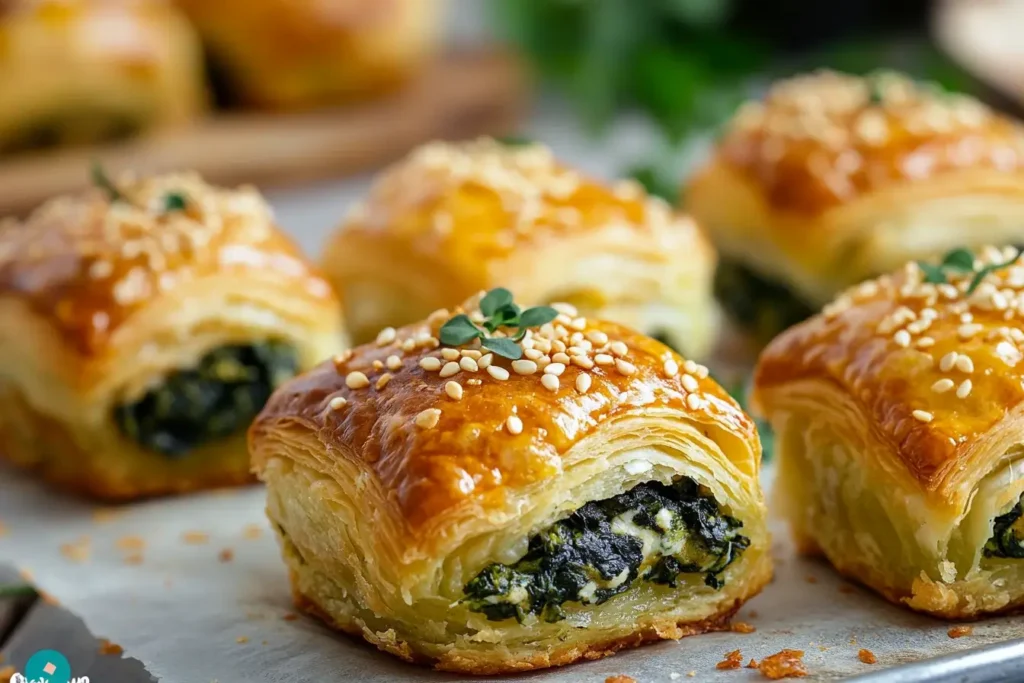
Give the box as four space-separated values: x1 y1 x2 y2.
713 258 816 343
462 477 748 623
985 494 1024 559
115 341 298 457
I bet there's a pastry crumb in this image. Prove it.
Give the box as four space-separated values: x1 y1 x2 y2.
687 672 696 678
670 674 680 680
758 649 807 679
92 508 123 524
733 621 757 633
717 649 743 670
218 548 234 563
748 610 759 618
123 553 144 565
858 648 877 664
838 584 857 594
605 676 636 683
98 638 123 655
747 659 759 668
182 531 209 545
116 535 145 551
242 524 263 540
948 626 973 638
236 636 249 644
805 575 818 584
282 613 299 621
60 536 91 563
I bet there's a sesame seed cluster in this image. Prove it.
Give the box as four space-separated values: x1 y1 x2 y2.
342 137 683 250
719 70 1024 212
0 172 330 353
325 294 715 437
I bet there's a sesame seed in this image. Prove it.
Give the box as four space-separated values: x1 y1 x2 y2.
376 327 397 346
376 373 392 390
571 355 594 369
477 354 493 369
415 408 441 429
570 317 587 331
957 379 972 398
587 331 609 345
931 379 954 393
386 355 403 371
683 360 699 374
372 360 384 371
664 359 679 378
893 330 911 348
487 365 510 380
576 373 592 394
552 352 571 364
445 381 463 400
915 337 935 348
439 362 460 378
541 374 560 392
459 357 479 372
512 360 538 375
467 378 482 386
442 348 461 361
506 415 523 435
939 352 959 372
595 354 614 366
615 359 637 376
686 394 702 410
956 355 975 373
524 348 543 361
401 339 416 351
912 410 934 423
461 349 483 360
610 341 629 357
545 363 566 376
333 349 353 366
328 397 347 410
420 357 441 371
681 374 699 392
346 372 369 389
958 324 982 340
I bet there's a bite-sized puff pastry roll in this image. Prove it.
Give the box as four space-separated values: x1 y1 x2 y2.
754 245 1024 619
0 170 343 500
0 0 205 154
687 70 1024 345
173 0 440 109
323 138 719 359
250 291 770 674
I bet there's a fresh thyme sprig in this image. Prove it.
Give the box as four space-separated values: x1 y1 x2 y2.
90 160 125 203
0 584 37 598
161 191 189 213
917 248 1020 295
439 288 558 360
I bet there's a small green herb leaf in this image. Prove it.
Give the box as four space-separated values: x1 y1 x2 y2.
439 315 483 346
497 134 534 147
941 248 975 272
90 160 124 203
482 337 524 360
490 303 522 331
0 584 36 598
162 191 189 213
917 262 948 284
519 306 559 329
967 250 1020 294
480 288 514 318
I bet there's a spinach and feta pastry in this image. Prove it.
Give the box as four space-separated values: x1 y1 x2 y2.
755 246 1024 618
250 290 770 674
0 170 343 500
687 70 1024 344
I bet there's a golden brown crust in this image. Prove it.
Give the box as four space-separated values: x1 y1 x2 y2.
253 297 756 532
754 245 1024 496
290 574 746 675
0 172 336 356
714 70 1024 215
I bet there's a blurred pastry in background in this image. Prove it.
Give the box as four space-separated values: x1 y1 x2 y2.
321 137 719 359
0 0 205 154
687 70 1024 345
0 169 343 499
174 0 441 109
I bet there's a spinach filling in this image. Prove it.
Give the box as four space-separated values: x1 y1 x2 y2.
114 341 298 458
713 258 816 343
462 477 749 623
985 494 1024 559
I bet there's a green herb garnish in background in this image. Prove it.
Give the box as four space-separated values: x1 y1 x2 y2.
628 162 680 204
0 584 37 599
161 191 189 213
439 288 558 360
917 248 1020 295
497 134 535 147
90 160 125 203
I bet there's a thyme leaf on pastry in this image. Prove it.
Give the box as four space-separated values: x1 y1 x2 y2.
90 160 125 203
439 289 559 360
915 247 1018 294
162 191 189 213
968 249 1021 295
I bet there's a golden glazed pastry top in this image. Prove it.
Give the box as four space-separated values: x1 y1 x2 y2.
0 172 335 355
717 70 1024 215
252 296 757 533
755 246 1024 494
335 137 712 277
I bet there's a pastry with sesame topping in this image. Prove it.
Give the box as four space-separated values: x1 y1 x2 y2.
754 246 1024 619
250 290 769 674
0 170 344 500
688 70 1024 344
321 137 719 359
0 0 205 153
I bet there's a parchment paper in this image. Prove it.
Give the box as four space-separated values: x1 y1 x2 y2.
3 467 1023 683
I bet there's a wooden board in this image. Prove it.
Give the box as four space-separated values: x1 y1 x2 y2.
0 49 528 217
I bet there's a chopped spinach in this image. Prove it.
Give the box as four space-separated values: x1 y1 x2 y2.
985 494 1024 559
462 477 749 623
114 341 298 458
713 258 816 344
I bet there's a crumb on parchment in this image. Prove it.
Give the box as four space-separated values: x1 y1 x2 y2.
60 536 91 563
242 524 263 540
758 649 808 679
282 613 299 621
748 659 759 668
605 676 636 683
733 621 756 633
182 531 210 545
805 575 818 584
218 548 234 563
717 649 743 670
236 636 249 644
948 626 973 638
858 649 877 664
99 639 124 655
